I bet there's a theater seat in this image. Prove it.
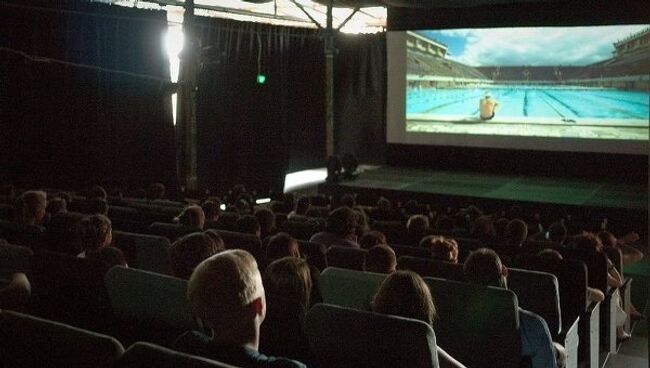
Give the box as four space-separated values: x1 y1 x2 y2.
112 231 172 275
280 220 325 241
118 342 240 368
508 268 561 336
104 266 198 345
0 310 124 368
305 303 439 368
320 267 386 311
149 222 198 242
298 240 328 271
326 246 367 271
391 244 430 259
423 277 521 368
397 256 465 281
214 230 262 260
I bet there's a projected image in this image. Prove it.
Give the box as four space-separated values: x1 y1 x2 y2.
406 26 650 140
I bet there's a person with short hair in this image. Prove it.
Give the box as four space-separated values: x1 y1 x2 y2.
359 230 388 250
365 245 397 274
407 214 430 245
255 208 276 239
147 183 166 200
176 205 206 230
479 92 499 120
547 222 567 244
288 196 310 219
21 190 47 226
173 250 307 368
310 207 359 248
266 233 301 261
170 232 220 280
87 185 107 200
202 199 222 224
470 215 497 245
371 271 466 368
203 229 226 253
265 232 322 306
46 197 67 217
260 257 312 363
77 215 112 258
463 248 562 368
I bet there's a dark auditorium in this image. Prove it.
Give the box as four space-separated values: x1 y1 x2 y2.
1 1 648 368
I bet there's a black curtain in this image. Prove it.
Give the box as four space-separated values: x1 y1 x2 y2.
334 32 386 164
0 1 175 191
194 17 325 195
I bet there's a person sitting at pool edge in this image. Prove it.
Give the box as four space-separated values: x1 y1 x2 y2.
480 92 499 120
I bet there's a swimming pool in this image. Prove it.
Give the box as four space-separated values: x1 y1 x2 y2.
407 86 650 121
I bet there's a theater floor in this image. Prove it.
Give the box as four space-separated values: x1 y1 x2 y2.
604 318 648 368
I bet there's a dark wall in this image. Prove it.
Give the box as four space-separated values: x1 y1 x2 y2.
387 0 650 30
334 33 387 164
0 1 176 191
194 17 325 195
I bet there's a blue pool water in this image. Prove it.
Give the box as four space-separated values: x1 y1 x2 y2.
407 87 650 120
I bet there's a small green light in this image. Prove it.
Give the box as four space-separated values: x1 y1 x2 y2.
257 74 266 84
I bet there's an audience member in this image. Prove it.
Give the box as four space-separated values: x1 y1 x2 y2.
266 233 301 260
87 185 107 200
420 235 459 263
288 196 310 219
406 214 430 245
46 197 67 217
21 190 47 227
435 215 455 231
365 245 397 274
310 207 359 248
340 194 356 208
173 250 307 368
572 233 630 338
0 240 31 309
202 199 222 224
266 233 322 306
359 230 388 249
371 270 466 368
45 211 84 255
260 257 312 363
176 205 206 230
77 214 112 258
170 232 220 279
255 208 276 239
470 216 497 245
203 229 226 253
463 248 562 368
547 222 567 244
147 183 166 200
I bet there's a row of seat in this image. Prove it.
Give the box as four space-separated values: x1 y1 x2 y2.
0 310 237 368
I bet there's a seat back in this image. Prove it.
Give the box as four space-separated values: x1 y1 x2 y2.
305 303 439 368
149 222 197 242
29 251 113 331
112 231 172 275
104 266 197 332
320 267 386 311
391 244 430 259
280 220 325 241
521 257 588 330
560 247 608 294
214 230 262 259
0 310 124 368
0 242 32 279
117 342 239 368
397 256 465 281
298 240 328 271
370 221 406 244
508 268 562 335
326 246 367 271
424 277 521 368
